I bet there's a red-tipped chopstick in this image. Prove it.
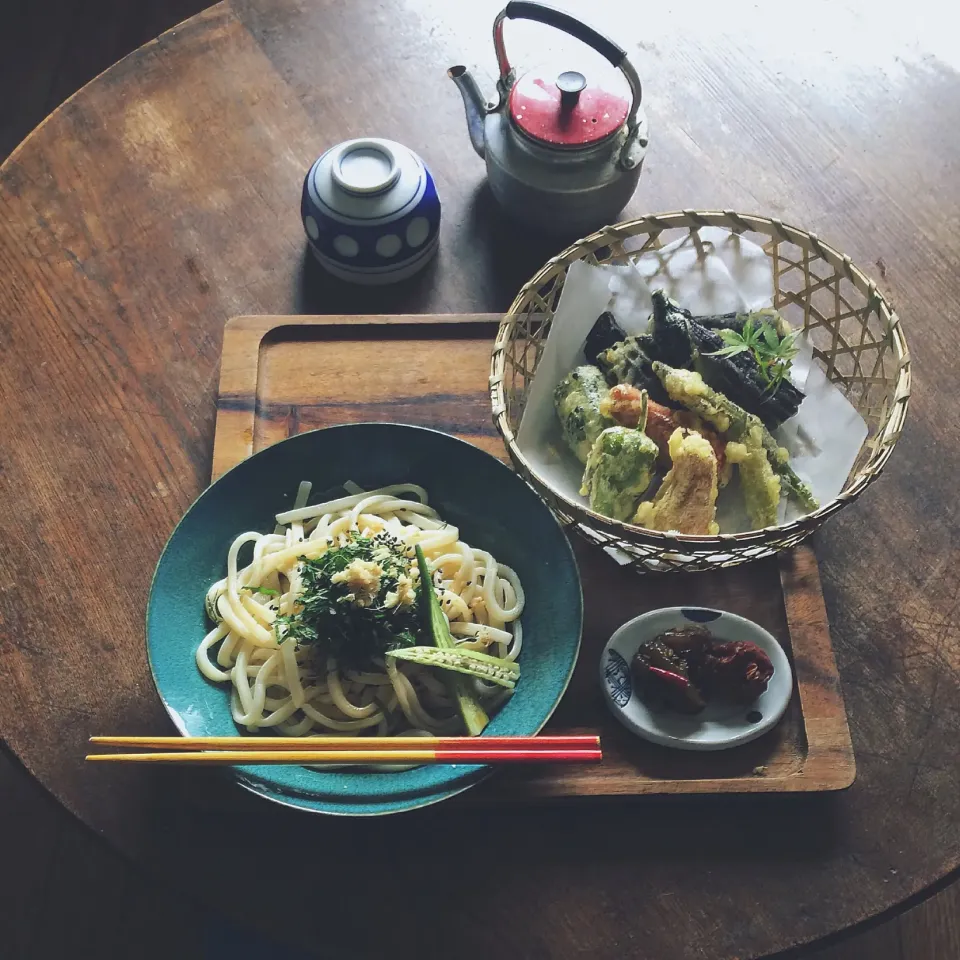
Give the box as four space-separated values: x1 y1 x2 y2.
85 734 602 766
86 748 601 765
89 734 598 751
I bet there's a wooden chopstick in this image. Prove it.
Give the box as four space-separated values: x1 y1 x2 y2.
90 734 600 751
86 747 602 765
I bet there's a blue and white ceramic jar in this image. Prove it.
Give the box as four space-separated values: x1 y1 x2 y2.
301 138 441 285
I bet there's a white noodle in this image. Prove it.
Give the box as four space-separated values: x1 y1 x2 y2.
195 482 524 739
275 484 429 525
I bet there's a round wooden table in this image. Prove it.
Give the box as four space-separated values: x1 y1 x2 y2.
1 1 956 957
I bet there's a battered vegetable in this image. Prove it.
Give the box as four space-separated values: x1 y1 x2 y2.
593 335 671 404
725 440 781 529
554 365 615 463
647 291 804 427
602 382 728 481
652 363 817 516
633 428 720 535
584 310 628 366
580 425 658 522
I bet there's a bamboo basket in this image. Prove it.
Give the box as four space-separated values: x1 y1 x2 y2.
489 211 911 573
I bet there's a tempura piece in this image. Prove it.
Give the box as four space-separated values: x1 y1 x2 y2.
580 426 658 522
724 441 781 528
590 292 803 428
652 363 742 435
554 365 614 463
652 363 817 513
646 291 804 427
688 320 803 428
584 311 629 366
602 383 728 481
594 335 671 405
601 382 657 429
633 428 720 535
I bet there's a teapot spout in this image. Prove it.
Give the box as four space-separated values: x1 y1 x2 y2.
448 65 489 159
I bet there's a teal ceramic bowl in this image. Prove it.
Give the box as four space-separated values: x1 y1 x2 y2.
147 423 583 816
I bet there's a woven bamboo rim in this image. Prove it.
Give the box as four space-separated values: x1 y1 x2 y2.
489 210 911 573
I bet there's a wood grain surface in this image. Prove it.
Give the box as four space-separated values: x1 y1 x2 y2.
1 1 959 958
215 312 855 796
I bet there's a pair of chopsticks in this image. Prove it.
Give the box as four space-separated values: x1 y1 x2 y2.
86 734 602 765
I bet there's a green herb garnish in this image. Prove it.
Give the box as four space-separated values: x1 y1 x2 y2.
242 585 280 597
275 533 419 667
708 315 801 392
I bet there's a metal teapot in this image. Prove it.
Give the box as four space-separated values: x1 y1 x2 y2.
449 1 648 236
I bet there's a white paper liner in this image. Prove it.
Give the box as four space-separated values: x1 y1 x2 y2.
516 229 868 535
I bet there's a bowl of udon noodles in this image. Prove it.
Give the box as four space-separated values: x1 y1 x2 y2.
147 423 583 816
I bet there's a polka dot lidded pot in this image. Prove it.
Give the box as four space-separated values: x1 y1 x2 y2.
301 138 440 285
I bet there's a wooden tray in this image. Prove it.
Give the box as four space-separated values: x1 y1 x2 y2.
214 314 856 796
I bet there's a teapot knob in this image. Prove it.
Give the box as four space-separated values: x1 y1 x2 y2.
556 70 587 108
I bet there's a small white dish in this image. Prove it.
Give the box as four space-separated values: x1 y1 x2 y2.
300 137 441 286
599 606 793 751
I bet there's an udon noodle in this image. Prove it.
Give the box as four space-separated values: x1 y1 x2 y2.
197 482 524 736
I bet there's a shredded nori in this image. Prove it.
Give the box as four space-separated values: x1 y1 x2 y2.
275 533 421 668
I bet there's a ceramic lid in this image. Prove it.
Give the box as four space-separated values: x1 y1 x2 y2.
508 66 630 148
309 137 426 225
330 139 401 195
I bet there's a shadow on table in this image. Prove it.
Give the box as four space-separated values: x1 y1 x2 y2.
451 181 583 305
204 924 308 960
148 768 849 959
292 242 443 316
291 182 584 317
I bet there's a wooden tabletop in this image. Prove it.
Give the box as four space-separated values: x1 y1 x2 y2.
0 1 957 957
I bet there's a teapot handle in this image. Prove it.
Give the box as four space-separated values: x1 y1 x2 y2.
496 1 626 69
493 1 644 164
